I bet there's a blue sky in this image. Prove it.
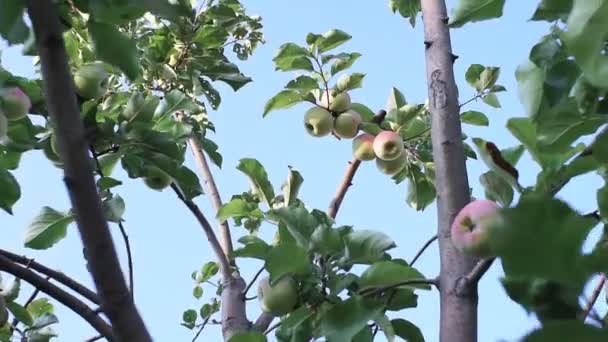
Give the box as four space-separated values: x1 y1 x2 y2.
1 0 605 341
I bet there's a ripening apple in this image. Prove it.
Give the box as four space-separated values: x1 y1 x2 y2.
0 111 7 141
373 131 404 161
375 152 407 175
0 87 31 121
73 62 109 99
143 167 172 191
319 89 351 113
352 134 376 161
304 107 333 137
333 110 362 139
257 275 298 316
450 199 500 257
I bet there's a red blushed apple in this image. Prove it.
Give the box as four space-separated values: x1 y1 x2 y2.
451 199 500 257
373 131 404 161
0 87 31 121
352 134 376 161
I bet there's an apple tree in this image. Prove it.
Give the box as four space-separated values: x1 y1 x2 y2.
0 0 607 341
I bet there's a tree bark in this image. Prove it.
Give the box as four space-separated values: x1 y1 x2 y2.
420 1 478 342
26 1 152 341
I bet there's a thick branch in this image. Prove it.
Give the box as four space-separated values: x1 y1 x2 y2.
188 135 234 261
420 2 477 342
0 249 99 305
0 255 114 340
27 2 151 340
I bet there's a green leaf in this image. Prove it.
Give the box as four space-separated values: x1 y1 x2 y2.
318 297 384 342
0 0 28 44
285 76 319 91
24 207 74 250
561 0 608 88
228 332 267 342
374 315 396 342
193 286 203 299
153 89 201 117
481 93 501 108
385 87 407 113
309 225 344 256
193 25 229 48
30 313 58 330
389 0 421 27
479 66 500 90
217 198 263 223
515 60 545 118
199 262 219 283
480 170 514 207
182 309 197 324
358 261 430 291
27 298 53 319
273 43 313 72
350 103 376 122
598 185 608 222
7 302 32 326
460 110 489 126
529 34 566 69
523 320 608 341
336 73 365 92
448 0 506 28
316 29 352 53
87 20 140 81
236 158 275 206
340 230 396 266
263 90 303 117
267 206 317 248
501 145 525 166
232 235 270 260
97 177 122 191
98 150 123 176
406 166 436 211
392 319 425 342
282 166 304 206
265 244 310 282
531 0 573 21
489 196 598 287
331 53 362 76
0 277 19 302
465 64 485 91
200 137 223 169
0 168 20 214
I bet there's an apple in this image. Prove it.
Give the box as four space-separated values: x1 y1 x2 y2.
0 111 7 141
375 152 407 175
143 167 172 191
0 87 31 121
257 275 298 316
373 131 404 161
123 92 146 121
450 199 500 257
333 110 362 139
304 107 333 137
319 89 351 113
352 134 376 161
73 62 109 99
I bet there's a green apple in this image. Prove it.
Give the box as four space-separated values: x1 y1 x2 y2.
74 62 109 99
333 110 362 139
451 199 499 257
373 131 404 161
352 134 376 161
123 92 146 121
375 152 407 175
319 89 351 113
304 107 333 137
257 275 298 316
0 87 31 121
43 136 64 169
143 167 172 191
0 111 7 141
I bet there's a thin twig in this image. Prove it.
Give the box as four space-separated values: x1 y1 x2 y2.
243 266 264 298
360 278 438 297
580 274 607 321
264 321 282 335
410 234 438 266
84 335 104 342
464 257 496 285
192 314 213 342
170 184 232 279
458 92 483 109
0 254 114 340
118 222 134 299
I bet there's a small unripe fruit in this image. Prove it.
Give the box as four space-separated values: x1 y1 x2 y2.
0 111 7 141
143 167 172 191
333 110 362 139
74 63 109 99
373 131 404 161
352 134 376 161
320 89 351 113
257 275 298 316
375 152 407 175
304 107 333 137
451 199 500 257
0 87 31 121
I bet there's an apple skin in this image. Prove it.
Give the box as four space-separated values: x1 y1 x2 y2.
373 131 404 161
257 275 298 316
304 107 333 137
333 110 361 139
375 152 407 175
450 199 500 257
352 134 376 161
0 111 7 141
0 87 31 121
143 167 172 191
319 89 351 113
73 63 109 100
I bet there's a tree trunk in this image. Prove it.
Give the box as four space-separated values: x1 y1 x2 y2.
420 1 478 342
27 1 152 341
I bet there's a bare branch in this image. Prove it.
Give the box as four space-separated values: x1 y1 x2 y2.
0 255 114 340
580 274 607 321
0 249 99 304
243 266 265 299
117 221 134 299
327 159 361 219
464 257 496 286
264 321 282 335
410 234 438 266
192 314 214 342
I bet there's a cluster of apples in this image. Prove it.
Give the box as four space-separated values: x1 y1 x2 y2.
0 86 32 141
